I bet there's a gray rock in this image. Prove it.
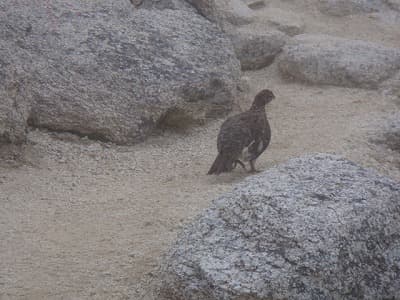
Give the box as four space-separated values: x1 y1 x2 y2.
187 0 256 26
262 8 305 36
0 63 31 145
278 34 400 89
230 28 287 70
133 0 196 11
319 0 385 16
244 0 266 10
387 0 400 12
1 0 240 144
160 153 400 300
237 76 251 93
371 113 400 154
369 9 400 25
381 70 400 97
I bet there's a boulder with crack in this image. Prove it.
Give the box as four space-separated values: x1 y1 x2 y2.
161 153 400 300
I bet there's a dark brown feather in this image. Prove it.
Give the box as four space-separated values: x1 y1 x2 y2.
207 89 274 175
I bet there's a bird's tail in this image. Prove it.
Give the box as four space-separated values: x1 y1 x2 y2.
207 153 234 175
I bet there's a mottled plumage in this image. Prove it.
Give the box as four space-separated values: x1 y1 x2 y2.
208 89 274 175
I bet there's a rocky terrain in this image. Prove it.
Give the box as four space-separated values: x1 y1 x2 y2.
1 0 400 299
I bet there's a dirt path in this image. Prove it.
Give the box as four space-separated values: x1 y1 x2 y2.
1 1 400 299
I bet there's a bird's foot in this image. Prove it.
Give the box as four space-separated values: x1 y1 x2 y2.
248 161 260 173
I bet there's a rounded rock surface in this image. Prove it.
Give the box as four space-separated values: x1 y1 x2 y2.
1 0 240 144
161 154 400 300
278 34 400 89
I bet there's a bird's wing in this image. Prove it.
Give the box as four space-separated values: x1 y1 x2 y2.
217 113 253 155
243 119 271 161
242 139 263 161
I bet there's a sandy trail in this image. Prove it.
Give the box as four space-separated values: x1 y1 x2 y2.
1 1 400 299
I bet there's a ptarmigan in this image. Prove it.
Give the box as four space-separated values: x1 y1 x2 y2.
207 89 274 175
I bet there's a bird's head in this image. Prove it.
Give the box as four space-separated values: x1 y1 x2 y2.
251 89 275 109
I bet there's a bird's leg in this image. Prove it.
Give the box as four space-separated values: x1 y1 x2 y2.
249 160 260 173
233 159 246 170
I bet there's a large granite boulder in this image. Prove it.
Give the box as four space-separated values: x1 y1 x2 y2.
134 0 255 27
278 34 400 89
161 154 400 300
1 0 240 144
229 28 287 70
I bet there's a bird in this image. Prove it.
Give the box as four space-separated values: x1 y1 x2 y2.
207 89 275 175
